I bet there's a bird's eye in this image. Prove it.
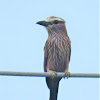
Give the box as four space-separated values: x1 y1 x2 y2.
53 20 59 24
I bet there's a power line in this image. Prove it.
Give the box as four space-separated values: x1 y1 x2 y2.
0 71 100 78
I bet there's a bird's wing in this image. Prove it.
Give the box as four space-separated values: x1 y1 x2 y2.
44 41 48 72
69 47 71 62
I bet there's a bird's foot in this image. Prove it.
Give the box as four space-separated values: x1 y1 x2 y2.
48 70 57 79
65 71 70 79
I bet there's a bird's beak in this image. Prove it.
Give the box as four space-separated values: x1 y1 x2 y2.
36 21 48 27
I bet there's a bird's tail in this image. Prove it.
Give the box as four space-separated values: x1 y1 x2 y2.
46 77 61 100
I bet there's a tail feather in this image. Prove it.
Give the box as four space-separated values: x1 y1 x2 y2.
46 77 61 100
50 80 59 100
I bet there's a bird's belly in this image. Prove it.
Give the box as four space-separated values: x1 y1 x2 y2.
47 49 67 72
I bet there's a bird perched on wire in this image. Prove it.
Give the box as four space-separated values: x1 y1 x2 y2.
37 16 71 100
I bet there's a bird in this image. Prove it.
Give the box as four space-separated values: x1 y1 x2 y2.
36 16 71 100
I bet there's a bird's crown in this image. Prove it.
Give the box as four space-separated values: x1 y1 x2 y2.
45 16 65 23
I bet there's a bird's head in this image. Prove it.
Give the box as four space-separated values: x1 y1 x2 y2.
36 16 66 33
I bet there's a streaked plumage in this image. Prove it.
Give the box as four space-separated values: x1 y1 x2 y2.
37 16 71 100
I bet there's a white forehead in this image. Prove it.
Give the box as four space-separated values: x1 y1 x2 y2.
45 16 65 22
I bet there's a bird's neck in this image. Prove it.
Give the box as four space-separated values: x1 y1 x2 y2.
47 26 68 39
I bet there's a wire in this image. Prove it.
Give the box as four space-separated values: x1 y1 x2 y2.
0 71 100 78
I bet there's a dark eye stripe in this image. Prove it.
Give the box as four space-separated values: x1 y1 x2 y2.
55 21 64 24
53 20 59 24
47 21 64 25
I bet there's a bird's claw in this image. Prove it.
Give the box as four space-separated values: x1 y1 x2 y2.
48 70 57 79
65 71 70 79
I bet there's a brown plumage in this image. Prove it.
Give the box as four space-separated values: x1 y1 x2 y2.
37 16 71 100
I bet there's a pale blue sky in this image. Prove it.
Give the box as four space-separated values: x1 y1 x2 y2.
0 0 99 100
